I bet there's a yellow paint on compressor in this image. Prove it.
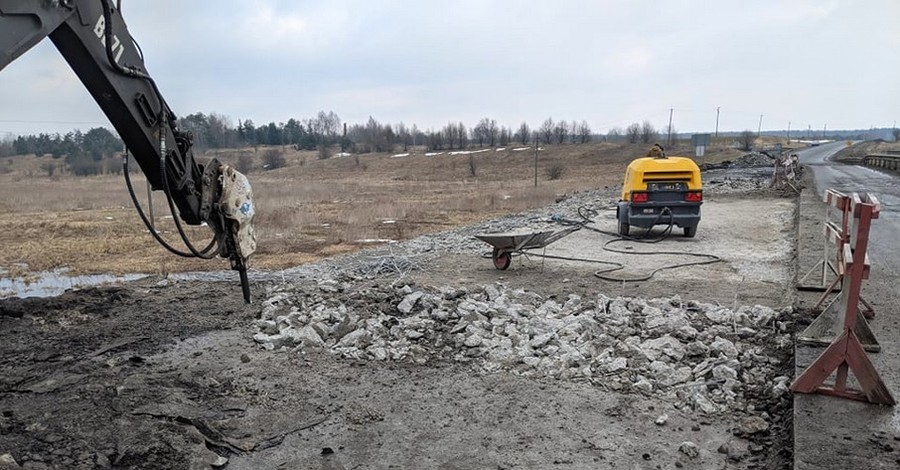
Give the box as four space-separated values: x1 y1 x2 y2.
620 156 702 201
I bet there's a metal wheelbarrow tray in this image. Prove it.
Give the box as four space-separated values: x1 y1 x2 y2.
474 226 580 270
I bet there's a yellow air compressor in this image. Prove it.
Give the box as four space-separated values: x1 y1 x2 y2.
616 145 703 237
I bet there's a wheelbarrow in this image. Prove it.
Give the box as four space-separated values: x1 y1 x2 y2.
474 226 580 270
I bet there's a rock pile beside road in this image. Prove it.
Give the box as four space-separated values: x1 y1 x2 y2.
254 280 794 417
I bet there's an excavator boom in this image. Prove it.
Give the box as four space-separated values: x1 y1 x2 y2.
0 0 256 302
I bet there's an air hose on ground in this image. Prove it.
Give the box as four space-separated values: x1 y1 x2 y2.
518 204 722 282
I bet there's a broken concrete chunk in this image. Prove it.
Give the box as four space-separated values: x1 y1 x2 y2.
738 416 769 434
529 332 555 349
337 329 371 349
710 336 738 358
640 335 685 361
397 291 424 314
0 454 21 470
464 335 483 348
678 441 700 458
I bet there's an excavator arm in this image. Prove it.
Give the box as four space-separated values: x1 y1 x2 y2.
0 0 256 302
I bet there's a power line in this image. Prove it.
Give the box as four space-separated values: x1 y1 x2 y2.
0 118 108 125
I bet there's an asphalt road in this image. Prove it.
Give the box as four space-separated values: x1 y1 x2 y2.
795 142 900 469
800 142 900 282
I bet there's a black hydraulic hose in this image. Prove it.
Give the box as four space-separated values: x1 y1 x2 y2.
536 204 721 282
100 0 170 124
123 154 216 258
103 0 218 260
159 152 219 259
594 238 721 282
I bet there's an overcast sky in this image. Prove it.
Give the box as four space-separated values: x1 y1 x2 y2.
1 0 898 138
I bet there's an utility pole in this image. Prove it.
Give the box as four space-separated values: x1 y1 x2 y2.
533 132 538 188
757 114 764 137
823 124 827 139
808 125 811 139
667 107 674 146
787 121 791 141
715 107 720 138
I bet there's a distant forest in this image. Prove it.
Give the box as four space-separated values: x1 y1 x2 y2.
1 109 897 176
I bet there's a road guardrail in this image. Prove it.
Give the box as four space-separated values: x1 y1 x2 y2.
863 154 900 170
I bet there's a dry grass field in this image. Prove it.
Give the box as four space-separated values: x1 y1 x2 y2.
0 141 745 277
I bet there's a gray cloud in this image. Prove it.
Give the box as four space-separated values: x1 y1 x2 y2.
1 0 897 137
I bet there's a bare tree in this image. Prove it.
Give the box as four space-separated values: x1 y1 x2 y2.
739 130 756 151
410 124 420 147
396 122 410 151
516 122 531 145
626 123 641 143
540 118 554 144
553 119 569 144
456 122 469 149
499 126 511 146
442 122 456 150
640 121 657 144
426 128 444 150
473 118 488 147
607 127 623 142
486 119 498 147
577 120 592 144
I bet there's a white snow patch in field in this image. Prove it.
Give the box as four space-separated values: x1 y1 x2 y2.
392 153 410 158
513 147 530 151
425 152 444 157
381 220 396 225
495 148 506 151
335 152 352 157
354 238 397 244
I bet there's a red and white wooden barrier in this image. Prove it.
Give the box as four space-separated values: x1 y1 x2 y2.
792 192 894 405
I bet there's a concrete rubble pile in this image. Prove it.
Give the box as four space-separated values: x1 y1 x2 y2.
701 153 777 194
254 281 793 416
731 152 775 168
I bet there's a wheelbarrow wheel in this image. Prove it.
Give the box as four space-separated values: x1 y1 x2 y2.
492 248 511 270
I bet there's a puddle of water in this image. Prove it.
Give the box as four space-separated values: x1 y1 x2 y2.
0 269 146 299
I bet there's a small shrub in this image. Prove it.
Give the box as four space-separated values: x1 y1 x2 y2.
236 154 253 174
262 148 286 170
41 162 56 178
317 145 332 160
469 154 477 177
545 164 565 180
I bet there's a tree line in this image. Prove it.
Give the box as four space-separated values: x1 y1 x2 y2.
1 111 675 168
3 127 123 175
171 112 607 153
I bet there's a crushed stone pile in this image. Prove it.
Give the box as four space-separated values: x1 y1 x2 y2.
700 152 778 194
254 281 793 417
731 152 775 168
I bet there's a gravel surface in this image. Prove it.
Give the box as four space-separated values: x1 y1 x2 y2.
0 169 800 469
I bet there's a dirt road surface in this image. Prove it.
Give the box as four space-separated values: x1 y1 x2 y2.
1 165 800 469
